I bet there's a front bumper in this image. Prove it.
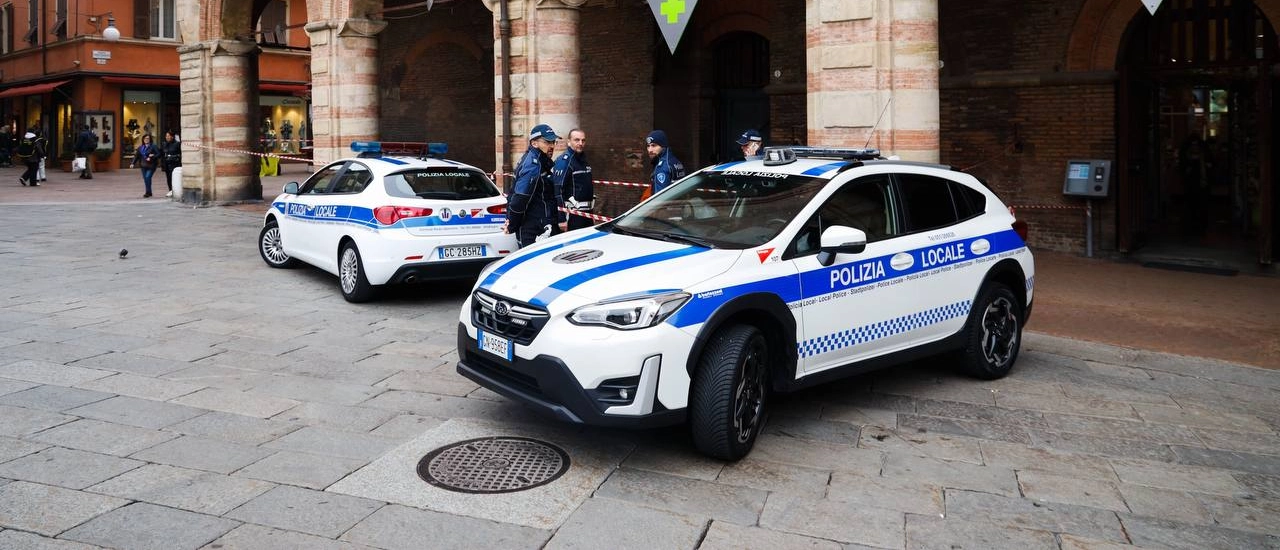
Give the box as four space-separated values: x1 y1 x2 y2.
455 324 686 428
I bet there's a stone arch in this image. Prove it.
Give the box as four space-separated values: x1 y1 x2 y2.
405 28 485 65
1067 0 1280 71
698 13 771 48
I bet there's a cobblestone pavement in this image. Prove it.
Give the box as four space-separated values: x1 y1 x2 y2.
0 201 1278 549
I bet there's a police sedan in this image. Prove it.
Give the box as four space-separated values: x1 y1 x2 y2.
457 146 1034 460
258 142 517 302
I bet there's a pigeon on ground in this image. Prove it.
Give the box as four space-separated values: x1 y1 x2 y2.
119 249 128 259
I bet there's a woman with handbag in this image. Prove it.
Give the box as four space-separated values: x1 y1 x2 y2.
160 131 182 197
132 134 159 198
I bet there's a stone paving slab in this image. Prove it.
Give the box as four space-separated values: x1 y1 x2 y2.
1016 470 1127 511
945 489 1128 543
67 351 192 378
0 530 103 549
760 493 904 549
73 372 204 401
0 447 143 490
328 418 633 530
1119 513 1280 550
234 450 366 490
269 401 397 433
261 426 398 461
0 481 127 536
60 502 239 550
699 521 842 550
342 503 550 550
129 435 273 475
595 467 767 525
1110 458 1247 496
0 378 38 398
0 385 112 412
543 497 700 550
714 457 830 498
201 523 375 550
66 395 207 429
0 436 49 464
28 419 178 456
170 387 300 419
881 453 1019 497
225 485 382 539
87 464 273 516
0 359 113 386
904 514 1058 550
163 411 302 446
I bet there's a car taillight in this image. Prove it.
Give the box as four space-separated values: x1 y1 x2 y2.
374 206 433 225
487 204 506 215
1008 206 1028 241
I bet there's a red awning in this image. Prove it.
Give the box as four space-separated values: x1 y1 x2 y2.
0 79 72 99
102 76 179 87
260 83 308 94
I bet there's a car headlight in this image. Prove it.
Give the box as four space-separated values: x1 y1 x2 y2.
568 292 690 330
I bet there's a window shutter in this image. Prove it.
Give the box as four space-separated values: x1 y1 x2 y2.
134 0 149 38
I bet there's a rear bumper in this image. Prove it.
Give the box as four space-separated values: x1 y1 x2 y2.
387 257 498 284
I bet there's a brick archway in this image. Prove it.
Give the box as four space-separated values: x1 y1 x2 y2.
1067 0 1280 71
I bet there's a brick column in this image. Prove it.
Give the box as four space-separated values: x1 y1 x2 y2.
486 0 584 177
806 0 939 162
305 18 388 164
176 39 261 204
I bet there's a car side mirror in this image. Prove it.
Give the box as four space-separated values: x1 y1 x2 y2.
283 182 299 194
816 225 867 267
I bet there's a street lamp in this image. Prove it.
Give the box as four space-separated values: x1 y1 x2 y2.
88 13 120 42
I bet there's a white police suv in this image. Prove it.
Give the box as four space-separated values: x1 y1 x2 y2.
259 142 517 302
457 147 1034 460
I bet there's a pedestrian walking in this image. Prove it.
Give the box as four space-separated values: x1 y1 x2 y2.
645 130 684 198
131 134 159 198
737 128 763 160
553 128 594 231
160 130 181 197
506 123 564 248
16 130 42 186
34 129 48 182
74 124 97 179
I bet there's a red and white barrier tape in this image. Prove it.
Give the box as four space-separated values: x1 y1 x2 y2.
1009 204 1088 211
557 206 613 223
190 143 318 165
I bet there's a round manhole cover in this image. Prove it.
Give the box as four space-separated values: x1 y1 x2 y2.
417 436 570 494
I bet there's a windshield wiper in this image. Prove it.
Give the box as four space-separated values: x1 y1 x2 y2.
656 232 717 249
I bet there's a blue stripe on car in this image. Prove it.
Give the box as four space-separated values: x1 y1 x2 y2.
478 231 608 289
667 229 1027 328
801 161 848 176
528 246 709 307
710 161 746 171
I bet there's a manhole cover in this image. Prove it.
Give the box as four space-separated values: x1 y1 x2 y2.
417 436 570 494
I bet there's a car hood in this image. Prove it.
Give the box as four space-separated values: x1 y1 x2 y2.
474 229 741 311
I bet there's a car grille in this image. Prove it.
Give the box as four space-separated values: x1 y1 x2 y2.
466 349 543 398
472 290 549 345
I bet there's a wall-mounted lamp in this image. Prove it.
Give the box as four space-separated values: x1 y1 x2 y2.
88 13 120 42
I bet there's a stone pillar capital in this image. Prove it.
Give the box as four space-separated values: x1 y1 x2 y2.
176 39 258 57
480 0 585 14
303 18 388 38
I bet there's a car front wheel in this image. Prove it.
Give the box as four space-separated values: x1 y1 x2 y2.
959 282 1022 379
690 324 769 460
259 220 298 268
338 241 376 303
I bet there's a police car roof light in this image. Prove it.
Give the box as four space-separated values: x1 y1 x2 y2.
790 147 883 161
350 141 382 158
762 147 797 166
425 142 448 158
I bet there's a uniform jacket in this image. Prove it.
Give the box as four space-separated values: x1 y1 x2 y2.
552 149 592 207
650 148 685 194
507 145 562 230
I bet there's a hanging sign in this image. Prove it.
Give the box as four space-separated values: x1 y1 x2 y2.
648 0 699 55
1141 0 1163 15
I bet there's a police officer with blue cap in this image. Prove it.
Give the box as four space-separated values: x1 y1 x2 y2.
646 130 684 196
553 128 593 231
506 123 564 248
737 128 763 160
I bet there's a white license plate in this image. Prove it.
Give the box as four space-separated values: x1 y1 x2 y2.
439 245 486 259
477 329 512 361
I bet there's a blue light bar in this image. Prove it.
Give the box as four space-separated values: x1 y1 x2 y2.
350 141 382 156
426 142 448 158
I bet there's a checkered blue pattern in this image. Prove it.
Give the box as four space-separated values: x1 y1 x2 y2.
1026 276 1035 292
797 300 972 358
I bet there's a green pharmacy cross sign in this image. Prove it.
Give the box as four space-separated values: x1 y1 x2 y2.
649 0 699 54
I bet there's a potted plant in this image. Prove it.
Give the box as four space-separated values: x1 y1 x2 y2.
93 149 114 172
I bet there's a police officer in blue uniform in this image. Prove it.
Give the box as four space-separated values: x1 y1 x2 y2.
645 130 684 195
737 128 764 160
506 123 564 248
553 128 593 231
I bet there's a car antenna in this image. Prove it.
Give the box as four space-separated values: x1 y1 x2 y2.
863 97 893 150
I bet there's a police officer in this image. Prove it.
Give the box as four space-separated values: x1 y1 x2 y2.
553 128 593 231
737 128 763 160
506 123 564 248
645 130 684 196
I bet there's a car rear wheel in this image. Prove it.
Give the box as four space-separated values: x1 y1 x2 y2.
339 241 376 303
958 282 1022 379
690 324 769 460
259 220 298 268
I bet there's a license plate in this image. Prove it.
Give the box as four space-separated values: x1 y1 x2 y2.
477 329 512 361
439 245 486 259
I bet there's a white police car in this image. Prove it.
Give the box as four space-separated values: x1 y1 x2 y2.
258 142 517 302
456 147 1034 460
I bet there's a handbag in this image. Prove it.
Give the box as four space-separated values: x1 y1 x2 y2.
72 157 87 172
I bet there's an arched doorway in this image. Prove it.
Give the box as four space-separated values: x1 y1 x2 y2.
1118 0 1279 265
710 31 770 163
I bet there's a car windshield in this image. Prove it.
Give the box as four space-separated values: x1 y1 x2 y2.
612 170 826 249
384 168 501 200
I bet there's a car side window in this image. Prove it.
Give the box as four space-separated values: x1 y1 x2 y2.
896 173 960 232
951 181 987 220
788 175 893 257
300 163 343 194
330 163 373 194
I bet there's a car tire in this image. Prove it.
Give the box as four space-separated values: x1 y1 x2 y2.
339 241 376 303
690 324 769 461
259 220 299 269
958 282 1023 380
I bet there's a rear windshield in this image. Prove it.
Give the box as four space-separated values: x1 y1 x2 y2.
384 169 500 200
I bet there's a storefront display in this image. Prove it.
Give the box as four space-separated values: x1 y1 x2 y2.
122 91 161 158
261 95 308 154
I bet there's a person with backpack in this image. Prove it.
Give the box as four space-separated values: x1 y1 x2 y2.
16 130 42 186
73 124 97 179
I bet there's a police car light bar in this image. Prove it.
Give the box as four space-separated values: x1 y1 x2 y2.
789 147 882 161
425 142 448 158
351 141 382 158
762 147 797 166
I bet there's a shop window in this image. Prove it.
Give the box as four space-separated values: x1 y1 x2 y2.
123 91 161 158
257 0 287 47
1 4 14 54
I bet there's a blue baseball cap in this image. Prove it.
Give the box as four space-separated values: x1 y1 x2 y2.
736 129 762 146
645 130 668 148
529 123 558 142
